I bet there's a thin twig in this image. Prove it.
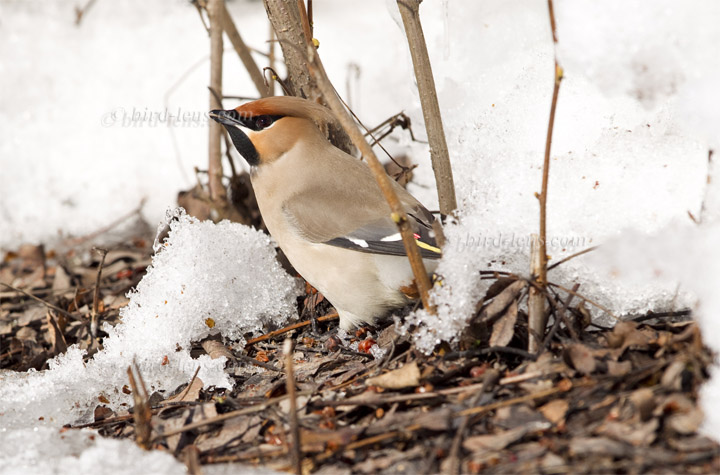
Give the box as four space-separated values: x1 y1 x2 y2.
263 66 293 96
207 0 227 207
234 353 285 373
538 283 580 355
396 0 457 215
74 0 99 26
90 247 108 338
697 149 714 223
631 309 692 324
152 391 312 441
457 384 569 417
530 0 563 352
528 234 546 353
245 312 338 346
284 339 302 475
442 345 537 361
547 245 599 271
538 0 562 286
547 282 617 320
1 283 76 320
127 362 152 449
268 24 277 95
208 86 239 178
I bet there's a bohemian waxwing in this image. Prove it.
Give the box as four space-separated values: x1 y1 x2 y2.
209 96 441 330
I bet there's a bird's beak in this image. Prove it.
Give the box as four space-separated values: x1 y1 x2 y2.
209 109 244 127
208 109 260 166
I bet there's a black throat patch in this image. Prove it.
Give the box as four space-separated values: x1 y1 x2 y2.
224 126 259 166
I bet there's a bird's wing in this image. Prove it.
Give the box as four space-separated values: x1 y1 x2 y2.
282 180 442 259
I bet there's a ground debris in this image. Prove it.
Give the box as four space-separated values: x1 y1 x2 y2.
2 239 719 474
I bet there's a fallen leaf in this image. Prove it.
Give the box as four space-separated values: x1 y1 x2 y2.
597 418 658 446
479 280 527 324
365 361 420 389
201 340 234 360
489 299 518 347
629 388 656 421
539 399 569 425
565 343 596 375
463 421 549 452
667 407 704 435
164 377 204 404
607 360 632 377
568 437 629 457
661 360 686 390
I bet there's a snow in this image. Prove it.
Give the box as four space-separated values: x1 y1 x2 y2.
0 427 185 475
0 209 300 473
1 209 299 428
2 0 720 458
394 0 715 351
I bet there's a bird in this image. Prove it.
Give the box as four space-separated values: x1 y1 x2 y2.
209 96 442 330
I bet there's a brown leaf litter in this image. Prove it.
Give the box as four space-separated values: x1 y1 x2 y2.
1 233 719 474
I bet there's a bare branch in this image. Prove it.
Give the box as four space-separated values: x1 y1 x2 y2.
207 0 226 207
529 0 563 351
263 0 354 154
90 247 108 338
284 339 302 475
396 0 457 216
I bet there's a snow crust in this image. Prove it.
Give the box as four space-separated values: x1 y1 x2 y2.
0 427 185 475
393 0 716 353
0 209 300 429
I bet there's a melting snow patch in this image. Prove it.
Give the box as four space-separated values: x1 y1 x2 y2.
0 209 300 429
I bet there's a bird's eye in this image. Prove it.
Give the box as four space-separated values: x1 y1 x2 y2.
254 115 274 130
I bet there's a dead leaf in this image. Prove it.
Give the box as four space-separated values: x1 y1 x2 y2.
667 407 704 435
365 361 420 389
16 326 38 342
661 360 686 390
494 405 549 430
484 277 518 301
479 280 527 323
463 421 549 452
597 419 658 446
52 265 72 292
667 435 717 452
489 299 518 347
568 437 630 457
195 416 260 452
201 340 234 360
628 388 656 421
539 399 569 425
164 377 204 405
565 343 597 375
18 244 46 271
607 360 632 377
